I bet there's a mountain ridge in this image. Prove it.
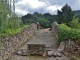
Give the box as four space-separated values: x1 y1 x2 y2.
74 10 80 15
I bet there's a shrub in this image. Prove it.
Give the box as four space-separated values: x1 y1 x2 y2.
58 24 80 43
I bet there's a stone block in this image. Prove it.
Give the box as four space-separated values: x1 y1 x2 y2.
58 42 65 52
47 50 54 56
53 51 62 57
17 49 27 56
27 44 46 56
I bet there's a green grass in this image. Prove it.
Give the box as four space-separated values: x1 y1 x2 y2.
21 25 29 29
0 25 30 37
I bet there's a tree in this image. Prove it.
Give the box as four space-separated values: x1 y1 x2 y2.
76 15 80 22
21 12 52 28
38 18 50 28
69 16 80 29
0 0 23 34
57 10 63 24
57 4 74 25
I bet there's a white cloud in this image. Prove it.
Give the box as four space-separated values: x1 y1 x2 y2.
46 5 62 11
77 0 80 4
45 5 62 14
15 0 80 15
15 9 29 15
15 0 46 15
15 0 46 8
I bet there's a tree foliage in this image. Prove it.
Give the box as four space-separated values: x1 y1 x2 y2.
57 4 74 25
21 12 57 28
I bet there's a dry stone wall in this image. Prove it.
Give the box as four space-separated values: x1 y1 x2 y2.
0 23 37 60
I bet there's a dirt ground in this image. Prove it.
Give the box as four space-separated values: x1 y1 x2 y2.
11 29 70 60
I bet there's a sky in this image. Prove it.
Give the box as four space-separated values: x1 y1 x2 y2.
15 0 80 16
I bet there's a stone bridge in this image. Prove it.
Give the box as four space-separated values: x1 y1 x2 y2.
0 22 70 60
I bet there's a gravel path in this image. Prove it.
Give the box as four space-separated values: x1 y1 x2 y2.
11 29 70 60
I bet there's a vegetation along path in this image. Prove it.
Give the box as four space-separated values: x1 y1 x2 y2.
11 28 70 60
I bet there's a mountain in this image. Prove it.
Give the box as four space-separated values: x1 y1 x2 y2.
74 10 80 16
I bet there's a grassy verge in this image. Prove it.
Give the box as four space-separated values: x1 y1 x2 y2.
0 25 30 37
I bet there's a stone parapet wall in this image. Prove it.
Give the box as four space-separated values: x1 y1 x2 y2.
52 22 58 40
0 23 37 60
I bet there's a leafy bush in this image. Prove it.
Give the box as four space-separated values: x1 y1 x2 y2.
58 24 80 43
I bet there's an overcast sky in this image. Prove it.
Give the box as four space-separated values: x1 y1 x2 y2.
15 0 80 15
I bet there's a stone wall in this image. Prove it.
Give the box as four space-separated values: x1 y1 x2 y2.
52 22 58 40
0 23 37 60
